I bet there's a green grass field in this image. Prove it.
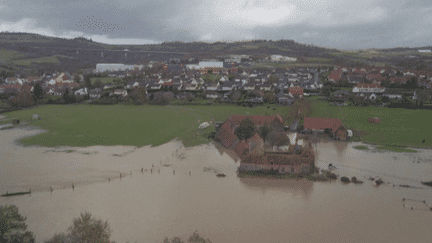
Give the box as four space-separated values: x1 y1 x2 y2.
2 104 218 148
3 100 431 149
11 56 59 66
308 98 432 149
90 77 116 84
1 103 294 148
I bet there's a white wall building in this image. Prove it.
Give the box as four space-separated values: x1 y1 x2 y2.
96 63 144 73
270 55 297 62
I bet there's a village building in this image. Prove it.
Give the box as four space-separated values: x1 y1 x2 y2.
303 117 348 140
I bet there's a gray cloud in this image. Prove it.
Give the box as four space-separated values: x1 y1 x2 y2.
1 0 431 49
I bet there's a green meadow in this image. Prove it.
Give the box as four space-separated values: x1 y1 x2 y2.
308 98 432 149
11 56 59 66
1 103 293 148
2 100 430 149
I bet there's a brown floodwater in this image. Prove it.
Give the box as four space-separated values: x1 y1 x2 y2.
1 127 432 243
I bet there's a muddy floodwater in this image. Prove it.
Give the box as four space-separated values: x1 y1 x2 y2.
1 127 432 243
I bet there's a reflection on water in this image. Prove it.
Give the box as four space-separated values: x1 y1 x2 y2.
1 128 432 243
239 177 314 199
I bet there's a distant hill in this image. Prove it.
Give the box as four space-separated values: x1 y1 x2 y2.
0 32 431 74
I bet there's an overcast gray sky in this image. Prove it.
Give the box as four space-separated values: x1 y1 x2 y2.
1 0 431 50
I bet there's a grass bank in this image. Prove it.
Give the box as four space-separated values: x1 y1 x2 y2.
307 98 432 149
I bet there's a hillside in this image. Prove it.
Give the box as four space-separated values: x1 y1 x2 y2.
0 32 431 74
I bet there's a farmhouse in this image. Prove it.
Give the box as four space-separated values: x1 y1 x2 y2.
238 146 314 174
303 117 348 140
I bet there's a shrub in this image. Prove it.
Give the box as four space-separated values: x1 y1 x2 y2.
341 176 351 183
351 177 357 183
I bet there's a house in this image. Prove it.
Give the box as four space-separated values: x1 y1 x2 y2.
366 74 385 83
347 75 365 84
104 84 115 90
173 83 183 90
206 91 223 99
218 123 239 149
222 82 235 91
246 133 266 150
126 81 140 89
243 83 255 91
238 147 313 174
288 86 304 98
328 69 342 82
53 87 69 96
184 83 198 91
352 83 385 93
234 141 249 159
5 77 23 85
303 117 348 140
260 83 273 91
114 89 128 97
382 89 403 99
25 76 42 83
206 82 220 91
177 92 194 99
89 91 103 99
74 87 88 96
150 83 162 90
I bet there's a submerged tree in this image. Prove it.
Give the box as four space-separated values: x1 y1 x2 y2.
0 205 35 243
45 211 115 243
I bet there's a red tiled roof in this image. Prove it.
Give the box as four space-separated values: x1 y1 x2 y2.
246 133 264 144
390 76 409 84
288 86 304 95
366 74 384 82
303 117 342 134
328 69 342 81
235 141 249 158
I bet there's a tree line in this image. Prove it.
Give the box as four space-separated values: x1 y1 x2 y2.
0 205 212 243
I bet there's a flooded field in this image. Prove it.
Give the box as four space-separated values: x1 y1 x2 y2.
1 127 432 243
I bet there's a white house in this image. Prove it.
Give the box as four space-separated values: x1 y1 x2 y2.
114 89 128 97
74 87 88 96
352 84 385 93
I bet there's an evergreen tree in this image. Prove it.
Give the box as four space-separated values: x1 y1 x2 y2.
33 83 44 103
